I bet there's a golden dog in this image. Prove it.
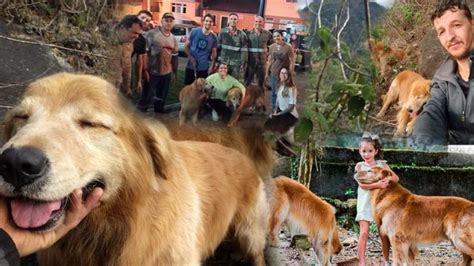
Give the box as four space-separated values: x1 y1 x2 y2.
226 86 243 112
227 85 267 127
162 118 274 179
0 73 268 265
356 167 474 266
369 39 406 76
376 70 431 137
268 176 342 265
179 78 213 125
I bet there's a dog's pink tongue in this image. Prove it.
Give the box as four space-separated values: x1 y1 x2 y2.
410 112 419 119
10 199 61 229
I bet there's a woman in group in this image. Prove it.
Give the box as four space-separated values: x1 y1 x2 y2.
264 67 298 142
266 30 295 110
206 62 246 122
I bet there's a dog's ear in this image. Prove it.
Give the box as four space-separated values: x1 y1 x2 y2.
142 123 173 180
381 169 391 178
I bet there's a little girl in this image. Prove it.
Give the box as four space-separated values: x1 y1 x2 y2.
264 68 298 142
354 132 399 266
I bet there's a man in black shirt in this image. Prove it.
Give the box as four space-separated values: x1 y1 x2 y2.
133 10 153 95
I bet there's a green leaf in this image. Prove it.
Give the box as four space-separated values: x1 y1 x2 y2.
294 118 313 142
361 85 376 101
348 96 366 117
317 27 332 56
315 112 329 132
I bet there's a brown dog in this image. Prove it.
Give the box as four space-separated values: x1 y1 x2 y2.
268 176 342 265
376 70 431 136
369 39 406 76
356 167 474 266
226 86 243 112
228 85 267 127
179 78 213 125
0 73 268 265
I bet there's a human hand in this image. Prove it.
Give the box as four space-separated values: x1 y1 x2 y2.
376 178 390 189
189 57 197 68
0 188 103 257
136 82 143 94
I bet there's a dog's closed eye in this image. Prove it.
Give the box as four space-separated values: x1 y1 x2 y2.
78 119 110 130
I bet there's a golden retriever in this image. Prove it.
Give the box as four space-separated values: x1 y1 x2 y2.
0 73 268 265
226 86 243 112
227 84 267 127
369 39 406 76
356 166 474 266
375 70 431 137
268 176 342 265
162 118 273 179
179 78 213 125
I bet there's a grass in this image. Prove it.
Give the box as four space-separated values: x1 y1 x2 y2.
167 69 185 105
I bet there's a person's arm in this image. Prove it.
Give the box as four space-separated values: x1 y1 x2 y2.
171 37 179 76
136 54 144 94
412 81 448 146
382 163 399 183
0 188 103 257
209 34 218 74
266 46 273 78
240 31 248 72
185 29 196 69
358 179 389 190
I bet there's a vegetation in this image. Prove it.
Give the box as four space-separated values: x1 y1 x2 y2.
0 0 120 76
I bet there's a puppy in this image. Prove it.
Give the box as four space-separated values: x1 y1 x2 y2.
376 70 431 137
356 167 474 266
179 78 213 125
268 176 342 265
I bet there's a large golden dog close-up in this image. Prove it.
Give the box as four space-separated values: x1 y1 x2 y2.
0 73 268 265
356 166 474 266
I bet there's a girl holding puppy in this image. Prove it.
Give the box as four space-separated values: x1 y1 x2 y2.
354 133 399 266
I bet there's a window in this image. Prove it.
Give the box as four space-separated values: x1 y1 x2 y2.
150 2 160 12
285 0 297 2
220 16 228 29
171 3 187 14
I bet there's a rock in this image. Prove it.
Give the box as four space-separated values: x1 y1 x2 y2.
342 236 358 246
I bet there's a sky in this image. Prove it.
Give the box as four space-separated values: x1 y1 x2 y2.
374 0 394 8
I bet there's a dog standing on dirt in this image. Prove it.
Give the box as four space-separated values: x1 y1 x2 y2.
356 166 474 266
179 78 213 125
0 73 268 265
376 70 431 137
267 176 342 265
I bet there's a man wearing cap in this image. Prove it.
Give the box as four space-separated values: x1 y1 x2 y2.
217 13 248 80
245 16 272 88
137 12 178 113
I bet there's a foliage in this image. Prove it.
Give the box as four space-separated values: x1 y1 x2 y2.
344 188 355 197
0 0 119 75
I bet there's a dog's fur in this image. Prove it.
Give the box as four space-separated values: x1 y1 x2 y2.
162 118 274 179
0 73 268 265
369 39 406 76
228 85 267 126
376 70 431 136
179 78 213 125
356 167 474 266
267 176 342 265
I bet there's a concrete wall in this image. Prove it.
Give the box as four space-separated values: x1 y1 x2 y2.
310 147 474 201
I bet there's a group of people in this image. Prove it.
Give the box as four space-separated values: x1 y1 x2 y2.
111 11 299 131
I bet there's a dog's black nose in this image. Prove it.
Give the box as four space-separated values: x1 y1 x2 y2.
0 146 49 189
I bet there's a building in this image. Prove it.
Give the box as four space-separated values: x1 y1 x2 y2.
118 0 305 33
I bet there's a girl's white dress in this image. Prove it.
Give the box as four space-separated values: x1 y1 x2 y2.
354 160 386 222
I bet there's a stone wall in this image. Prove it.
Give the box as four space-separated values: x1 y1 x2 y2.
311 147 474 201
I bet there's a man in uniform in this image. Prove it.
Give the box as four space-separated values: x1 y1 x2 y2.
245 16 272 88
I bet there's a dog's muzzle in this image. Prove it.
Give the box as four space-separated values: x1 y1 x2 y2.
0 146 49 191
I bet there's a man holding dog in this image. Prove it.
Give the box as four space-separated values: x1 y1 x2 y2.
184 14 218 85
413 0 474 145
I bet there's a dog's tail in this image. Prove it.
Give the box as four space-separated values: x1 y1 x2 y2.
160 118 274 179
